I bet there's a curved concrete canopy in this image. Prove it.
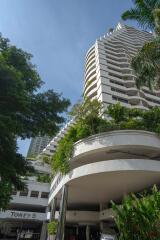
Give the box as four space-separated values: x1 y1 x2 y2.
49 159 160 206
71 130 160 168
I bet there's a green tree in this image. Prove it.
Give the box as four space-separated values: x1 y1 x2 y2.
0 34 70 209
112 186 160 240
52 102 160 175
52 99 107 174
122 1 160 89
122 0 160 30
106 103 129 124
131 36 160 89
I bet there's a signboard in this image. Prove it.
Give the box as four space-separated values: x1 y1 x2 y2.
0 210 46 221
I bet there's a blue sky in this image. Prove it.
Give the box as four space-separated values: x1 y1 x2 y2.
0 0 134 156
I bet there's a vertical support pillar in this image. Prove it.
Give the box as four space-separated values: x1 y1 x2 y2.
40 221 48 240
50 197 57 221
76 225 79 239
100 203 105 233
86 225 90 240
40 206 50 240
56 185 68 240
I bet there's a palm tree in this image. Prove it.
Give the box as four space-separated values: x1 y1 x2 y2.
122 0 160 31
132 37 160 89
122 1 160 89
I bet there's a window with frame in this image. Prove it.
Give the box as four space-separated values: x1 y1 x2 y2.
30 191 39 198
41 192 49 199
19 190 28 197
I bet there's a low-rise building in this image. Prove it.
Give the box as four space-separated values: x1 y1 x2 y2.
0 160 50 240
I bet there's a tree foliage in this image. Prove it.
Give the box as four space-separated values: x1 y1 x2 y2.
0 34 70 209
37 173 51 183
52 99 108 174
122 1 160 89
52 100 160 174
122 0 160 30
47 220 58 235
131 37 160 89
112 185 160 240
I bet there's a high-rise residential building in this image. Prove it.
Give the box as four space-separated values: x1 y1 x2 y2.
48 24 160 240
84 23 160 109
27 135 52 157
41 119 75 157
1 24 160 240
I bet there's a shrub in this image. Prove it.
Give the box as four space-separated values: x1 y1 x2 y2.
47 220 58 235
112 185 160 240
37 173 50 183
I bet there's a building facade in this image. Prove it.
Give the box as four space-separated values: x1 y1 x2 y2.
48 24 160 240
27 136 52 158
41 119 75 158
0 160 51 239
84 23 160 109
2 24 160 240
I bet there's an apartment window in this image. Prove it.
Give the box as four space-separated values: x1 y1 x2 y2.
41 192 49 199
19 190 28 197
30 191 39 198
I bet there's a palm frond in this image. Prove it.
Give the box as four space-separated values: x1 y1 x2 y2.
122 0 160 30
132 38 160 89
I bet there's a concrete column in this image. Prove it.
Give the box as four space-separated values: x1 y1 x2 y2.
40 206 50 240
100 202 109 234
50 197 57 221
76 226 79 238
40 221 48 240
56 185 68 240
86 225 90 240
100 222 104 233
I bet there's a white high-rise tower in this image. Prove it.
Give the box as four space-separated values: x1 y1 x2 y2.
84 23 160 109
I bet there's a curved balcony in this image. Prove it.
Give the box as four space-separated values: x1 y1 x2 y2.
127 87 138 95
83 82 97 98
49 158 160 205
85 68 96 82
49 130 160 205
128 95 142 105
130 105 148 111
72 130 160 168
85 45 95 60
125 80 135 88
85 53 95 67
